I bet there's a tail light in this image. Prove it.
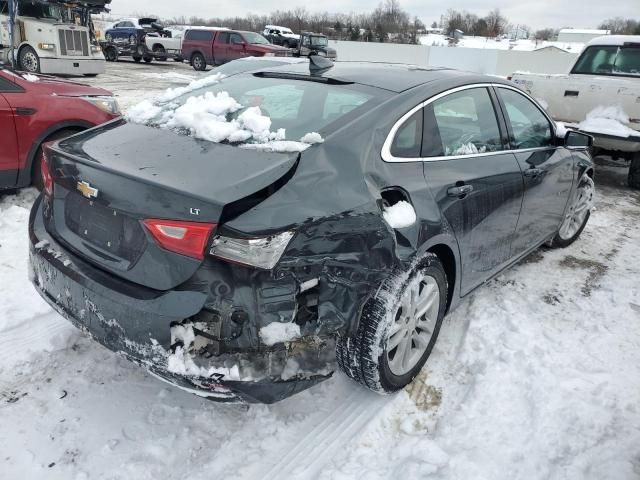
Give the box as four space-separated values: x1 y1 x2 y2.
143 219 216 260
40 147 54 196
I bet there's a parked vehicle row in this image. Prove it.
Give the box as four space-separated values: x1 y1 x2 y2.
27 58 595 403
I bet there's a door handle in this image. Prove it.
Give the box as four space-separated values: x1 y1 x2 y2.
523 168 543 178
447 184 474 197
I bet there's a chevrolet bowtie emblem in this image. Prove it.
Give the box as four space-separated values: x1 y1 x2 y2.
77 181 98 199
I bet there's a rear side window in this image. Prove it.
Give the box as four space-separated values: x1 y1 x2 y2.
431 88 502 156
185 30 214 42
390 109 423 158
229 33 243 45
498 88 552 149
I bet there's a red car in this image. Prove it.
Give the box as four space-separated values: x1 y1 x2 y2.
0 67 120 190
182 29 290 71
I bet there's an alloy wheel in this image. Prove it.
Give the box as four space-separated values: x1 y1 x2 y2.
386 273 440 376
558 175 594 240
22 51 39 72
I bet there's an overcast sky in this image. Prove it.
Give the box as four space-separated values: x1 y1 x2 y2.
111 0 638 31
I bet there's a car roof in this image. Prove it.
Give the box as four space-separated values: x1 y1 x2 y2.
249 61 484 93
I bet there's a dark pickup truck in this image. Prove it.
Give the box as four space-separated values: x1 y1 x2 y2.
181 29 291 71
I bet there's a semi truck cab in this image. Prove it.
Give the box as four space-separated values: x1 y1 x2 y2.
0 1 106 76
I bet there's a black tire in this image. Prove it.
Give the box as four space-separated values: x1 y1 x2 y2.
18 45 40 73
192 52 206 71
133 56 142 63
32 129 82 190
143 56 153 63
173 56 184 63
628 153 640 190
336 253 448 394
104 47 118 62
551 173 594 248
152 45 167 61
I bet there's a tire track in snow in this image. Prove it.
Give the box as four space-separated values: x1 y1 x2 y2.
262 384 390 480
0 311 71 398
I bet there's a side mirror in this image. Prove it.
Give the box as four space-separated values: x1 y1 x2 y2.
565 130 593 150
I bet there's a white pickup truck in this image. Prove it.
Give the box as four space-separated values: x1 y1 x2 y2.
512 35 640 188
144 28 184 62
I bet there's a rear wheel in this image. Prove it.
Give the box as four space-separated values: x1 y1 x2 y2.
152 45 167 61
143 56 153 63
32 129 82 190
628 153 640 190
19 45 40 73
192 53 206 71
133 56 142 63
551 173 595 248
336 254 447 394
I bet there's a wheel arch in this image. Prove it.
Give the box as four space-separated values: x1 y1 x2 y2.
16 120 94 188
426 243 457 313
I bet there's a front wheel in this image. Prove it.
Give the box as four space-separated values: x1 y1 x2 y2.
132 56 142 63
19 46 40 73
551 173 595 248
628 153 640 190
153 45 167 61
143 56 153 63
103 46 118 62
336 254 448 394
191 53 206 71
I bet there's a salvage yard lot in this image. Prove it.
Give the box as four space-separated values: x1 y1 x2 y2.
1 62 639 479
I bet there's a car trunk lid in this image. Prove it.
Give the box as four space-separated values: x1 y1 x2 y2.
45 121 299 290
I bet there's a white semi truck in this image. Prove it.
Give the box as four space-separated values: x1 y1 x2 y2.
0 0 106 76
512 36 640 188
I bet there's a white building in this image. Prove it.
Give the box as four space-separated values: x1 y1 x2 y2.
557 28 610 43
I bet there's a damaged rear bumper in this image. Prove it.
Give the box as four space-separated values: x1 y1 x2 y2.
28 196 333 404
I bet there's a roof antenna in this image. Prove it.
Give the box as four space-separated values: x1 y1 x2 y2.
309 54 334 73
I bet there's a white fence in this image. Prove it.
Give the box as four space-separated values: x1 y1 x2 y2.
332 41 579 76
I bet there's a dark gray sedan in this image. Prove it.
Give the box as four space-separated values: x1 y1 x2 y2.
29 59 594 403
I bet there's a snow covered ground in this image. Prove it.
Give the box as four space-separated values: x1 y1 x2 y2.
419 34 586 52
1 62 640 479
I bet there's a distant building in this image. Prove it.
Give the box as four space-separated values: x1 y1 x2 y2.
557 28 610 43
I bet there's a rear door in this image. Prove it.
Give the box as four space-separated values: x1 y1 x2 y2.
227 32 247 62
215 31 230 64
418 86 524 294
0 76 20 187
494 86 575 256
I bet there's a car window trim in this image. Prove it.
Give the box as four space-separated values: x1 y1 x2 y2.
492 85 555 151
382 83 558 163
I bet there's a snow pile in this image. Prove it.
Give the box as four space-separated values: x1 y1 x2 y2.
382 201 417 229
166 323 240 380
578 106 638 138
157 72 225 102
22 73 39 82
259 321 301 346
126 74 324 152
555 121 569 137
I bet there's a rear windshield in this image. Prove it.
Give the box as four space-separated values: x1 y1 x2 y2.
573 45 640 76
185 30 214 42
129 73 386 149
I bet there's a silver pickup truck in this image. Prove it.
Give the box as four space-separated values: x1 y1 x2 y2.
512 35 640 188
